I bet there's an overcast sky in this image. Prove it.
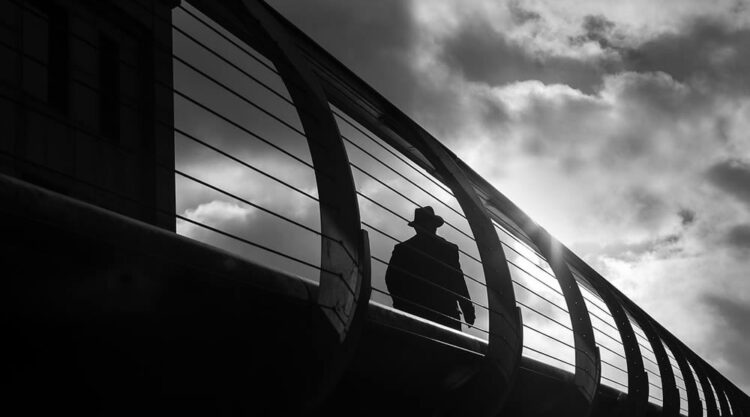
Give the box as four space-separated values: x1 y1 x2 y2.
261 0 750 393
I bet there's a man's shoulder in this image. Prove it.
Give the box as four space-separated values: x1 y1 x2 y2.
434 235 458 250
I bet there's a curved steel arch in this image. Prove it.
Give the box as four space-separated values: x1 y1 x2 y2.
692 357 720 417
186 0 371 410
525 228 600 416
570 260 650 417
710 374 731 416
482 190 600 416
292 18 525 412
579 263 681 417
594 276 705 417
644 323 702 417
401 128 524 417
629 312 681 417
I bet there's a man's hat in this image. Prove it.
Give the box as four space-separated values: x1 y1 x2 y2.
408 206 444 229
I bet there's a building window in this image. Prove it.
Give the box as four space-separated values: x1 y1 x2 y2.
22 0 68 111
99 33 120 141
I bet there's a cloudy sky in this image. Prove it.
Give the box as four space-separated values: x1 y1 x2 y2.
260 0 750 393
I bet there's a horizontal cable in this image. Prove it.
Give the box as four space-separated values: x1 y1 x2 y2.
506 259 567 303
173 88 320 173
175 212 336 276
506 255 564 297
350 162 476 243
492 215 547 261
331 108 454 198
643 355 660 368
177 4 279 76
176 169 321 237
601 375 628 391
602 359 629 375
513 280 568 315
174 170 354 268
173 53 306 137
587 309 622 335
523 345 576 370
171 19 293 106
342 134 464 219
649 381 664 393
173 127 321 204
579 288 617 319
515 300 573 333
637 341 656 355
523 324 575 351
594 325 625 347
596 342 627 362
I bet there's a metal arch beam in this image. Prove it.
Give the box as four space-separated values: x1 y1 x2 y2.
691 357 720 417
720 371 749 417
406 129 523 417
569 260 650 417
727 382 749 417
705 370 731 416
587 273 700 417
234 0 366 337
520 227 600 416
714 377 732 416
650 329 703 416
573 256 679 417
277 8 525 410
184 0 370 410
626 310 681 417
451 158 601 413
463 178 601 415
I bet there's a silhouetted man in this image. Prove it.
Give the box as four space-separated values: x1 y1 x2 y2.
385 206 475 330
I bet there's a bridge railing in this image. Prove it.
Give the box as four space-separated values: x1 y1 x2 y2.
1 0 747 415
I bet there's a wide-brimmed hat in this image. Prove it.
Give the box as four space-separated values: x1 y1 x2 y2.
408 206 444 229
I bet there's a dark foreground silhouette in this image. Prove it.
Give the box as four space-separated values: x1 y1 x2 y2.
385 206 475 330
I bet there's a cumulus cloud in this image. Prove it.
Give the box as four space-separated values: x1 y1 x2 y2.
439 18 609 94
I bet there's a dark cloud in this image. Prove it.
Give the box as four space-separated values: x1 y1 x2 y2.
702 294 750 389
440 19 608 94
572 14 617 50
622 18 750 94
706 159 750 206
507 0 541 25
725 224 750 251
679 208 696 226
266 0 419 111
